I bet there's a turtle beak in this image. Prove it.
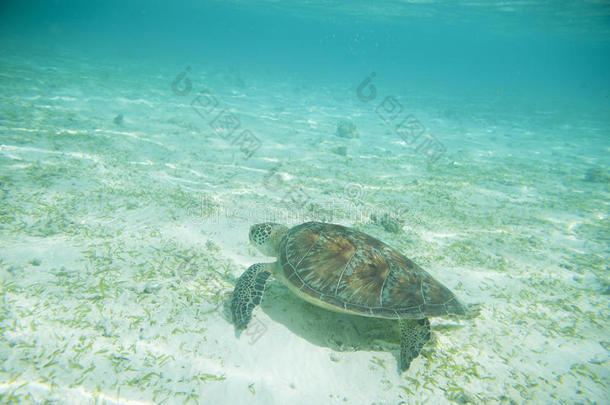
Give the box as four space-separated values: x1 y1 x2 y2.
248 226 255 243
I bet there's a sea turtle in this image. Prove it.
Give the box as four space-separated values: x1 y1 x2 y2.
231 221 475 371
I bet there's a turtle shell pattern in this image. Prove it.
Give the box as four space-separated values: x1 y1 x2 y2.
278 222 467 319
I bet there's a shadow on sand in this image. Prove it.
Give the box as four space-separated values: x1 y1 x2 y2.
259 281 405 369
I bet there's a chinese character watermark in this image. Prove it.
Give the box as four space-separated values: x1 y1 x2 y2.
172 67 262 163
357 72 446 163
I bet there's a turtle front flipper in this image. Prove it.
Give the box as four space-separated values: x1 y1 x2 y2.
399 318 431 372
231 263 273 330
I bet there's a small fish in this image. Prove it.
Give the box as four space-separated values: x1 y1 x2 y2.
113 113 124 126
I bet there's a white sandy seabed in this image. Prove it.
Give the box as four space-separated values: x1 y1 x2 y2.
0 46 609 404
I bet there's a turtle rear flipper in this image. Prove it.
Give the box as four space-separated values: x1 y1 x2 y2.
399 318 431 372
231 263 273 330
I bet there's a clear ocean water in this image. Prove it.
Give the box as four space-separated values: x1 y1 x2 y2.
0 1 608 404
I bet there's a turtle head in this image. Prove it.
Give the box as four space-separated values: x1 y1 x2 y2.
249 222 289 257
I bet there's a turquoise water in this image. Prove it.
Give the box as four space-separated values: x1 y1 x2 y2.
1 1 609 404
